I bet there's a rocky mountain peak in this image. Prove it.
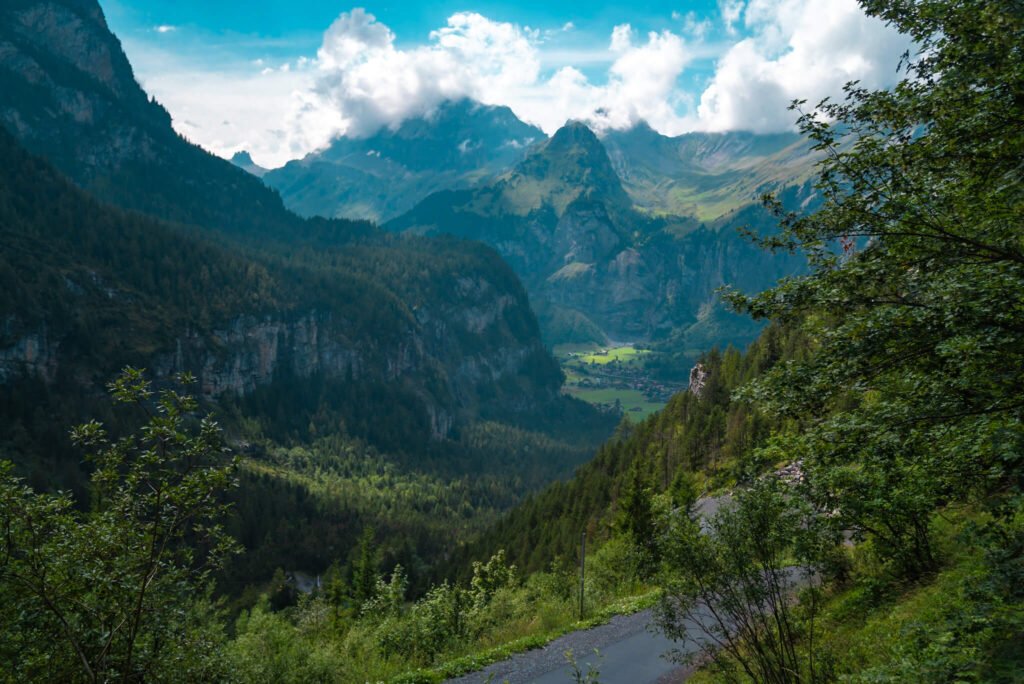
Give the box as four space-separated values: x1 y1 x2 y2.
517 120 624 195
230 150 268 177
546 120 604 154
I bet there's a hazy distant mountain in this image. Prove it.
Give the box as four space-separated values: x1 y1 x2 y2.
603 122 816 221
230 150 269 177
388 121 811 351
264 99 545 222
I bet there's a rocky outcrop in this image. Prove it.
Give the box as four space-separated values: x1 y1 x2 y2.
153 314 361 398
2 284 554 440
688 362 709 399
0 328 59 383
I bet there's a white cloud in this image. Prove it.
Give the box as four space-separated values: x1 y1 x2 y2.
291 10 695 148
126 3 910 167
696 0 909 132
680 11 714 40
719 0 745 34
154 25 176 34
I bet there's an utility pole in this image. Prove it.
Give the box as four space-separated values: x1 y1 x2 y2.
579 529 586 621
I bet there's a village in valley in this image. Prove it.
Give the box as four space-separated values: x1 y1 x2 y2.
555 344 687 419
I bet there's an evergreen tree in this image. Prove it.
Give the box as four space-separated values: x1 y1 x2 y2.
351 526 379 606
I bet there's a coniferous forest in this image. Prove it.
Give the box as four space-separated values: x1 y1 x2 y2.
1 0 1022 682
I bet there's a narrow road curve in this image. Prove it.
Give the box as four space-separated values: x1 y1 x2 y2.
447 495 735 684
444 609 694 684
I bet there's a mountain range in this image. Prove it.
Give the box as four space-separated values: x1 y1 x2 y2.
260 99 544 222
385 120 813 351
0 0 812 589
249 100 818 352
0 0 609 585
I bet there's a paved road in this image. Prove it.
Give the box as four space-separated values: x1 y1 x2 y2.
444 609 696 684
448 495 734 684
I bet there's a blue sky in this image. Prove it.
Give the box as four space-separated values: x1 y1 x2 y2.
98 0 910 167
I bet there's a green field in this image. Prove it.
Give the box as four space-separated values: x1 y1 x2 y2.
555 344 652 366
563 387 664 420
556 344 668 419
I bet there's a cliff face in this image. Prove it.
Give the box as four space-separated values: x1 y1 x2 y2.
2 290 553 441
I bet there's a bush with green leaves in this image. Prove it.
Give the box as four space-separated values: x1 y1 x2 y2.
0 369 238 683
725 0 1024 582
656 477 839 684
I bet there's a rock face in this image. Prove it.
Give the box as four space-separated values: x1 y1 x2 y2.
688 362 709 399
0 329 59 384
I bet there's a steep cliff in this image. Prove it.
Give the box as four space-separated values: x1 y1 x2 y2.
0 127 562 440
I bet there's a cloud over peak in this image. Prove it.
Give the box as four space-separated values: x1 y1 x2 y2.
698 0 910 133
294 9 698 147
129 1 910 167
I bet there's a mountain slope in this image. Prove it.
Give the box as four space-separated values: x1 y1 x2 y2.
0 0 340 244
388 121 809 348
454 323 809 575
603 123 817 221
0 1 613 593
0 124 580 474
264 99 545 222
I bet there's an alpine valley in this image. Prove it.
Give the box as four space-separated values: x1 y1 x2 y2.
6 0 1017 682
261 102 818 360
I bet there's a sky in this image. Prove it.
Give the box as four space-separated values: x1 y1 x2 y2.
99 0 911 168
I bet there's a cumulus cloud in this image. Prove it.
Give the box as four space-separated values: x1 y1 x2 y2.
295 9 540 139
719 0 745 34
153 25 176 34
696 0 909 132
291 9 694 146
128 2 910 167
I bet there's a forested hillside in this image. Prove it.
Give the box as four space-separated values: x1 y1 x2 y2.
0 0 612 598
456 323 809 575
2 0 1021 681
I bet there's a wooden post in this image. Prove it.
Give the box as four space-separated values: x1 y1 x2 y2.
579 529 586 620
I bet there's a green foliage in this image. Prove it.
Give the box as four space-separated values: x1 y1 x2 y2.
657 477 838 684
725 0 1024 583
811 510 1024 683
0 369 238 683
462 323 809 576
352 526 380 607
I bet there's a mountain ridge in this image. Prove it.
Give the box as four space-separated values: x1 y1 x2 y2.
263 98 546 222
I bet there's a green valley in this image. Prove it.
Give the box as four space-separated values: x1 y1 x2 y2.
2 0 1023 682
555 344 681 419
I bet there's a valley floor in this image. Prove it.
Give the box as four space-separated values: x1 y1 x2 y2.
556 344 685 420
